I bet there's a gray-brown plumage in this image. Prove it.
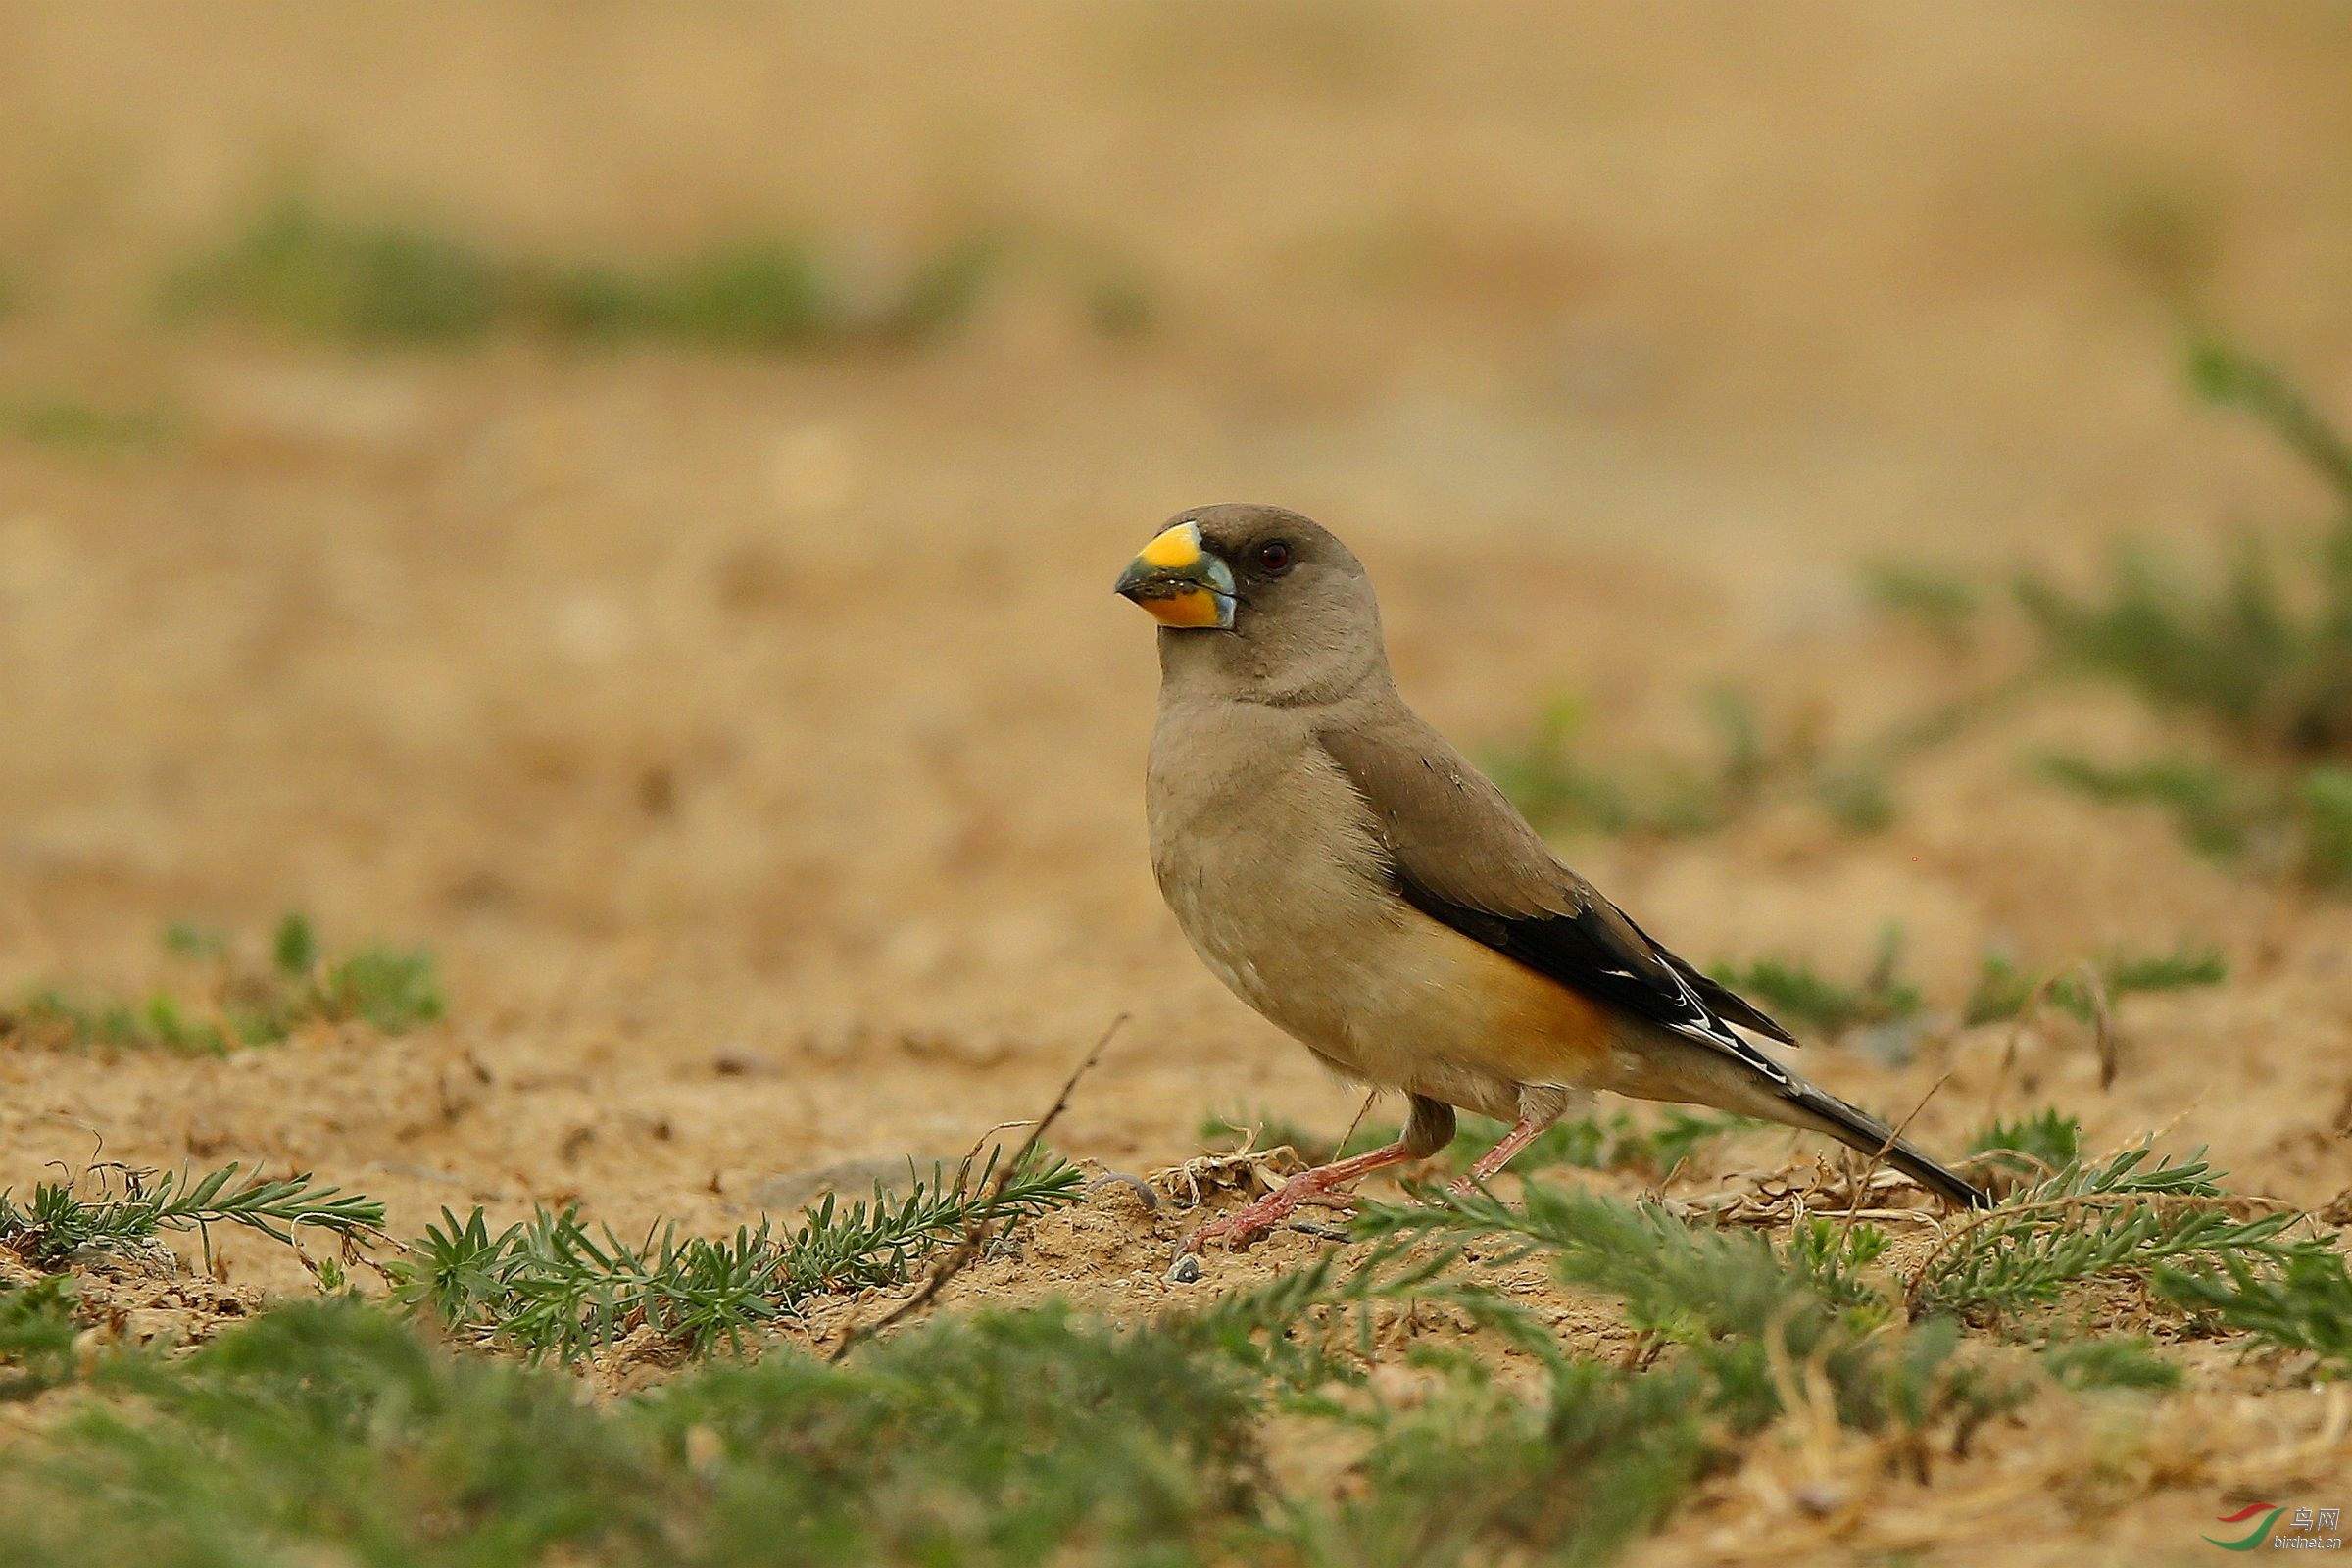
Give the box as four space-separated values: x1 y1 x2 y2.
1115 503 1985 1249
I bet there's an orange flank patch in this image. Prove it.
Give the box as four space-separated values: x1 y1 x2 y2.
1428 925 1619 1086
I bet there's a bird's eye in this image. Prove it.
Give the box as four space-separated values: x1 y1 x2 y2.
1254 541 1294 574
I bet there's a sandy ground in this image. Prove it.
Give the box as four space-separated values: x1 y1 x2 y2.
3 5 2352 1561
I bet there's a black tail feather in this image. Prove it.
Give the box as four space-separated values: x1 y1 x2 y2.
1785 1082 1991 1210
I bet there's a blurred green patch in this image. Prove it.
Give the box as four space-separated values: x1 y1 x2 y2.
2013 337 2352 876
0 397 173 454
533 232 1002 349
1707 926 1922 1039
0 912 442 1054
1863 562 1982 649
2037 1333 2182 1392
1489 667 2021 843
163 197 1007 350
0 1275 77 1400
1965 1108 2084 1178
1961 944 2225 1028
164 200 505 342
1874 329 2352 891
1485 687 1778 840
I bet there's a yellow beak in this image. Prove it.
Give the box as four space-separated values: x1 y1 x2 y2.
1113 521 1237 629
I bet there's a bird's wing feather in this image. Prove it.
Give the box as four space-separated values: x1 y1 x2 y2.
1317 721 1800 1071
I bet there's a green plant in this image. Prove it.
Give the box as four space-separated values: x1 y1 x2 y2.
1360 1183 2016 1438
1965 1109 2084 1176
0 397 173 453
392 1151 1083 1360
2156 1245 2352 1377
0 1275 78 1399
2008 335 2352 882
0 913 444 1054
1864 562 1982 647
1707 926 1922 1037
1787 1214 1894 1315
0 1162 385 1270
165 197 1004 352
1905 1144 2313 1321
2036 753 2265 859
2300 765 2352 884
1484 693 1730 840
1 1298 1244 1566
164 198 507 342
1962 944 2226 1027
1302 1356 1715 1568
2185 333 2352 509
2037 1334 2182 1392
3 1135 2334 1565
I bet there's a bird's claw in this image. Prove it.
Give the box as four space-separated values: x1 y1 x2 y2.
1177 1177 1359 1254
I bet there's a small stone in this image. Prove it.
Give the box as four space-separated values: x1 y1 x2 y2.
1166 1253 1203 1286
1793 1480 1850 1517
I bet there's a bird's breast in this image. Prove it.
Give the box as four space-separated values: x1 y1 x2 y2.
1143 700 1614 1098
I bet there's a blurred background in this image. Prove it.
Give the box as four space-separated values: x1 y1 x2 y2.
3 3 2350 1245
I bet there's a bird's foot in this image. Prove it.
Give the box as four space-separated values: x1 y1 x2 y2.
1179 1167 1361 1253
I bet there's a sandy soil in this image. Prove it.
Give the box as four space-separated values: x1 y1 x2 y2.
3 5 2351 1560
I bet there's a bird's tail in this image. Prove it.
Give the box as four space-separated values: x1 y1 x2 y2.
1778 1081 1991 1210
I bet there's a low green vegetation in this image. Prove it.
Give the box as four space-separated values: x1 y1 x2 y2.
2021 338 2352 757
1863 561 1983 649
1962 944 2226 1027
1 1129 2344 1563
394 1150 1084 1361
1900 1143 2310 1321
2036 751 2352 886
1483 689 1758 840
1706 925 1922 1037
0 396 173 453
0 1162 384 1270
2158 1245 2352 1376
1964 1108 2084 1176
0 1275 77 1399
1488 671 2022 843
0 913 443 1054
1885 332 2352 887
162 197 1005 350
1676 932 2217 1047
2037 1333 2182 1392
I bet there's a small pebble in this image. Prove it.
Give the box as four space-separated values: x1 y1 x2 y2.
1793 1481 1850 1517
1166 1253 1203 1285
1084 1172 1160 1211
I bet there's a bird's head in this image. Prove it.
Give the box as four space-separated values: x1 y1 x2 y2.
1113 503 1389 704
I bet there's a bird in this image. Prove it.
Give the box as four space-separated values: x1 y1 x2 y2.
1113 503 1989 1250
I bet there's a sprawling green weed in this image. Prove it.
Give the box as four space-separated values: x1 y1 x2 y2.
393 1151 1084 1360
0 1163 385 1269
1 913 442 1054
1 1138 2340 1565
163 198 1004 351
1962 944 2225 1027
1708 926 1922 1037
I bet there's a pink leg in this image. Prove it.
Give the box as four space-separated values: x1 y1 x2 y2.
1180 1137 1426 1254
1447 1113 1552 1194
